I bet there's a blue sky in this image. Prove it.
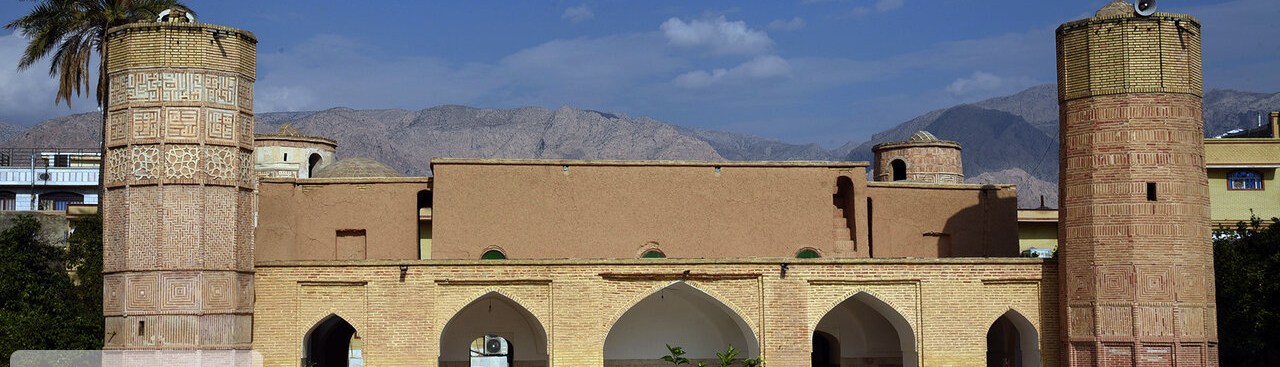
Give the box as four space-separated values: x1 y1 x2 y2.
1 0 1276 147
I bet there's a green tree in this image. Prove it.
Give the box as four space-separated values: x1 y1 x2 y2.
1214 216 1280 366
0 215 102 364
5 0 192 108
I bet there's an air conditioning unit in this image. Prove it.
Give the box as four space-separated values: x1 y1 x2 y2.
483 335 508 356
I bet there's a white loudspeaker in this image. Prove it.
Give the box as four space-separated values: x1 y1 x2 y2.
1135 0 1157 16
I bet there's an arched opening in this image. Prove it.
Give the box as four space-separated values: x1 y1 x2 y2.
481 250 507 259
814 292 917 367
891 160 907 181
641 250 665 258
812 331 839 367
418 190 433 259
37 192 83 211
833 176 855 243
439 293 549 367
303 314 361 367
986 310 1040 367
604 282 759 367
308 153 323 178
797 249 821 258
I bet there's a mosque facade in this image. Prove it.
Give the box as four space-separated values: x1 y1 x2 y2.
98 2 1216 367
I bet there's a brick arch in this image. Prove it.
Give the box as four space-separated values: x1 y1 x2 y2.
300 312 361 366
809 289 919 367
603 280 760 340
984 307 1042 367
437 289 550 362
602 280 761 358
438 289 550 336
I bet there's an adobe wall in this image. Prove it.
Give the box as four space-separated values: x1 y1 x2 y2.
252 258 1059 367
429 160 872 259
255 177 429 261
864 182 1019 257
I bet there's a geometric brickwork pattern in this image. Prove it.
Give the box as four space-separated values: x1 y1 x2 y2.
872 141 964 183
1057 9 1217 367
102 20 256 352
251 259 1059 367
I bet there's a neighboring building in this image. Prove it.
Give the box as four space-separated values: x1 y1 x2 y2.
0 148 98 211
97 3 1218 367
254 124 337 179
1205 111 1280 226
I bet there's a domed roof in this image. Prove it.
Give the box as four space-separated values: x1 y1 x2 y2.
908 130 938 142
312 158 403 178
1096 1 1132 17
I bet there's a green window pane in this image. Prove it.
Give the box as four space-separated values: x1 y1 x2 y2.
641 250 665 258
797 250 820 258
481 250 506 259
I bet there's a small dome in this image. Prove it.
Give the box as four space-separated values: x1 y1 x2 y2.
909 131 938 142
312 158 402 178
1096 1 1133 17
278 124 303 137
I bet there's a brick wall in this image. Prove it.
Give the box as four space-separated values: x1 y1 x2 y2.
102 20 258 353
1057 10 1217 367
253 258 1059 367
872 144 964 184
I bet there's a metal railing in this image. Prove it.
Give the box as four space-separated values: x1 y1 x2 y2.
0 148 100 168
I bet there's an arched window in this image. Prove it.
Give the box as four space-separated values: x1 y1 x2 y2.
797 249 820 258
481 250 507 260
891 159 907 181
303 315 360 367
641 250 666 258
1228 170 1263 190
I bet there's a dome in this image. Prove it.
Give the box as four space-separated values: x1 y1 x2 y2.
908 131 938 142
312 158 403 178
1096 1 1132 17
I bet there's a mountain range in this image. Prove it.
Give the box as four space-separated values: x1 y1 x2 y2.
5 83 1278 209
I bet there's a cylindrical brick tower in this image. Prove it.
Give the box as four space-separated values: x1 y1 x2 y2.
1057 2 1216 366
101 12 257 362
871 130 963 183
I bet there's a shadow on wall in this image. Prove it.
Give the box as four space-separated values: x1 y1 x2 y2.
868 186 1019 257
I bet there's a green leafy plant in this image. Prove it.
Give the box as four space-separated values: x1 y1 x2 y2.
714 344 740 367
661 344 689 366
743 357 765 367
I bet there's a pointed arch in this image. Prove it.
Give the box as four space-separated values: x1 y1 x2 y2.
812 290 918 367
303 314 360 367
438 291 549 367
986 308 1041 367
603 281 760 366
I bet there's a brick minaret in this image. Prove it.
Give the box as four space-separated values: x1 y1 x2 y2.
1057 2 1216 366
101 13 257 362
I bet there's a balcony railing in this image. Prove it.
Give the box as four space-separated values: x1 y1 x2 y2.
0 148 101 168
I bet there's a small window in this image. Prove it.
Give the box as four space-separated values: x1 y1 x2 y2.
797 249 820 258
891 159 907 181
481 250 507 260
1146 182 1157 201
283 153 289 161
1228 170 1264 190
641 250 665 258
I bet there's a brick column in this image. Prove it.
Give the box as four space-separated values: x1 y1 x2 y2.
1057 4 1217 366
101 17 258 363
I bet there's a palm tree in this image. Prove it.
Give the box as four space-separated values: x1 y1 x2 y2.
6 0 192 108
6 0 192 203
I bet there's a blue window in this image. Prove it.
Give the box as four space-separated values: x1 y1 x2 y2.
1228 170 1263 190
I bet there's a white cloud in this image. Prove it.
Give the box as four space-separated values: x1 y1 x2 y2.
0 32 98 126
768 17 806 31
945 71 1037 97
660 16 773 55
849 0 905 17
562 5 594 23
673 55 791 89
